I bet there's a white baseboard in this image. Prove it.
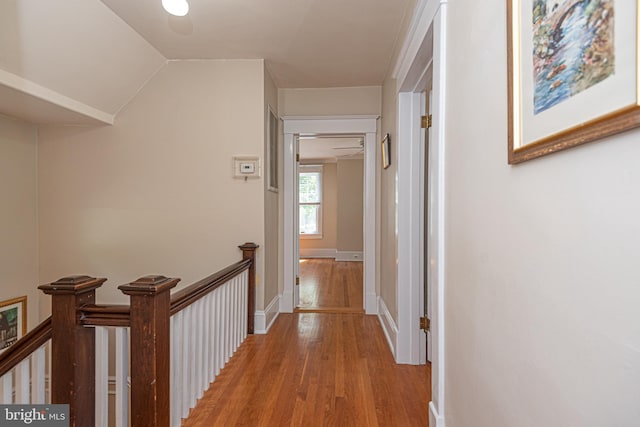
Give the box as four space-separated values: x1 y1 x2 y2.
335 251 363 262
280 291 293 313
365 292 377 315
377 297 398 359
254 295 280 334
299 248 336 258
429 401 444 427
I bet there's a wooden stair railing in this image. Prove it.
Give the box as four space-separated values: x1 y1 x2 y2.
0 242 258 427
0 316 53 407
0 317 52 379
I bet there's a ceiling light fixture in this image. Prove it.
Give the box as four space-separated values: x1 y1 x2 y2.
162 0 189 16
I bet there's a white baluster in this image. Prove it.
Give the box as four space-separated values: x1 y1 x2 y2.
241 272 247 340
215 287 222 376
223 284 230 364
171 313 182 427
115 328 129 427
202 293 212 391
196 299 204 399
208 291 213 385
181 306 190 419
219 285 225 369
232 277 238 351
32 346 46 403
245 271 249 338
1 372 12 403
187 305 197 414
95 327 109 427
15 359 29 404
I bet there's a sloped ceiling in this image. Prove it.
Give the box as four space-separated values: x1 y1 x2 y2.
0 0 166 125
0 0 413 125
100 0 413 89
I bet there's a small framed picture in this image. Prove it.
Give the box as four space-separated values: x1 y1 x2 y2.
0 296 27 353
381 133 391 169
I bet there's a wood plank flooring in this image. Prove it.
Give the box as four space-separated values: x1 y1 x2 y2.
183 313 431 426
298 259 363 313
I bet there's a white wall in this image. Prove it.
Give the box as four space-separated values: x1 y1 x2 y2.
379 76 399 322
0 115 39 328
38 60 266 308
264 66 280 308
0 0 165 117
278 86 381 116
444 1 640 426
336 159 364 252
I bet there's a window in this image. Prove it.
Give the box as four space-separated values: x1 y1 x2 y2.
299 165 322 238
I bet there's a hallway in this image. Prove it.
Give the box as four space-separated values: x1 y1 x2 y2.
298 259 363 313
183 313 431 426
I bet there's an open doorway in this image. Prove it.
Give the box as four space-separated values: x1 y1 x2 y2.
297 136 365 313
281 116 378 315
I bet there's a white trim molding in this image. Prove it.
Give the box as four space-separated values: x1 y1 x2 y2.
377 297 398 358
254 295 280 334
393 0 448 424
282 116 379 314
393 0 448 91
300 248 337 258
0 68 115 125
335 251 363 262
429 401 445 427
396 91 423 366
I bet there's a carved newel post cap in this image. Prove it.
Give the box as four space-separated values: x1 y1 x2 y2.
118 275 180 296
239 242 259 253
38 275 107 295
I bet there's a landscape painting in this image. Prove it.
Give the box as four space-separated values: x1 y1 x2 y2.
0 296 26 353
532 0 615 114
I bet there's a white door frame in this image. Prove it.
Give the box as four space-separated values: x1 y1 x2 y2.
393 1 447 426
281 116 378 314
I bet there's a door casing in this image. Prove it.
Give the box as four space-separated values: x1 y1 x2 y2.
281 116 378 314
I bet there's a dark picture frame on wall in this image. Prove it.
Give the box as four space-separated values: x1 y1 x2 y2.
507 0 640 164
381 133 391 169
267 106 279 192
0 296 27 354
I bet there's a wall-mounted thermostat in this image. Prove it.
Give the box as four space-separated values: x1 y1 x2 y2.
233 156 261 179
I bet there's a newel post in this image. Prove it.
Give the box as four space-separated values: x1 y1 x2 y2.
39 275 106 427
119 275 179 427
239 242 259 334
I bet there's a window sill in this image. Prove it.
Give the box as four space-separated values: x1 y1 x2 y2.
300 234 323 240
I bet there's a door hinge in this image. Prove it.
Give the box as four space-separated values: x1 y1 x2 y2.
296 153 300 162
296 276 300 286
421 114 432 129
420 316 431 332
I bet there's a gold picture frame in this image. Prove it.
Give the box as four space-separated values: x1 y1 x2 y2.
381 133 391 169
507 0 640 164
0 296 27 353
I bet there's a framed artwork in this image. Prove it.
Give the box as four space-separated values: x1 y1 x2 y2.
508 0 640 164
0 296 27 353
381 133 391 169
267 106 279 192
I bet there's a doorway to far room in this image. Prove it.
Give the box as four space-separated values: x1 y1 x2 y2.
297 135 364 313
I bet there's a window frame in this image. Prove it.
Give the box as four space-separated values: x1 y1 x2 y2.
298 165 323 239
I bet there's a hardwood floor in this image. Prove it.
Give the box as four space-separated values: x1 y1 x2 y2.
298 259 363 313
183 313 431 426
